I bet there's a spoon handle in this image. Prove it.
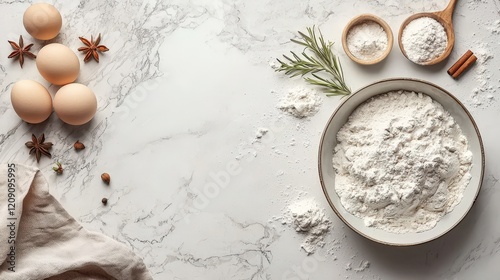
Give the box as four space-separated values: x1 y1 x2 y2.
437 0 458 22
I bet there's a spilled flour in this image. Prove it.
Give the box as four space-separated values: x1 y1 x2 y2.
467 0 488 10
255 127 268 139
277 87 322 118
345 260 371 272
333 91 473 233
270 189 373 275
280 198 331 254
469 41 496 108
488 19 500 35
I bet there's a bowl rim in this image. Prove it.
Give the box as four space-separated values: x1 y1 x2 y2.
341 13 394 65
318 77 485 246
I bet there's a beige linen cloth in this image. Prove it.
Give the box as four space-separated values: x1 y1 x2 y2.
0 163 153 280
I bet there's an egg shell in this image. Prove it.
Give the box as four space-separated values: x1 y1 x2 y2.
36 43 80 86
54 83 97 125
23 3 62 40
11 80 53 124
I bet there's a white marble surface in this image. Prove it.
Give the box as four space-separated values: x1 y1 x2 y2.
1 0 500 279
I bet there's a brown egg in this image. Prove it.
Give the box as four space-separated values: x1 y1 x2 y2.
11 80 52 124
54 83 97 125
36 43 80 86
23 3 62 40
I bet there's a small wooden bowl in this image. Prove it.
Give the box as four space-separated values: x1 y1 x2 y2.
341 14 393 65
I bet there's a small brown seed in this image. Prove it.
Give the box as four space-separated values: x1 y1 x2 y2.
101 197 108 205
74 140 85 150
101 173 110 184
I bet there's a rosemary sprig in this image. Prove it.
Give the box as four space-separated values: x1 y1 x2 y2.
276 26 351 96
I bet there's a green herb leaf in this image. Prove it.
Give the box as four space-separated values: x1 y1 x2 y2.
276 26 351 96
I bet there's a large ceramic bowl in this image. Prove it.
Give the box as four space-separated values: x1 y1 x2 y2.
318 78 484 246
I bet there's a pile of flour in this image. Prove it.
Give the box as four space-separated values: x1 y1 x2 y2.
277 87 322 118
281 198 331 254
347 21 388 60
332 91 473 233
402 17 447 63
468 40 495 108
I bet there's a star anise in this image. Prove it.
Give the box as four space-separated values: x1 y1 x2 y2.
78 33 109 62
8 35 36 68
25 134 53 163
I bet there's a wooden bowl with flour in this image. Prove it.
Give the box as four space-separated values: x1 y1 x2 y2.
342 14 393 65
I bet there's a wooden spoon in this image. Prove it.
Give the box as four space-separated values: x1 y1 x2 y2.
398 0 457 65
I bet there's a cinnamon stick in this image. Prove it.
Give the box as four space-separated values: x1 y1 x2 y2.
451 54 477 79
447 50 475 78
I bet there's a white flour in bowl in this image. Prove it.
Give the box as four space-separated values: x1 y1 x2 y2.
346 20 388 60
332 91 473 233
402 17 447 63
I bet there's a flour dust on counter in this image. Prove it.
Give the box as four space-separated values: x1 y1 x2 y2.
345 259 371 272
489 19 500 34
255 127 269 139
467 0 489 10
268 58 280 70
276 87 322 118
286 198 331 255
270 189 332 255
252 127 269 144
468 41 496 109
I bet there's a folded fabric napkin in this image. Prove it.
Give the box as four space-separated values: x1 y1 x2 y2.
0 163 153 280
